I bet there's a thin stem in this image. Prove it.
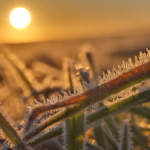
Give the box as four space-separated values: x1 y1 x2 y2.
28 88 150 146
25 60 150 130
24 82 150 141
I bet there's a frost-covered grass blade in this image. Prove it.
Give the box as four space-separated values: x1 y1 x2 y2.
118 121 133 150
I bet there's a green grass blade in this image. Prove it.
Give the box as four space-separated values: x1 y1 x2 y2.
0 113 28 150
104 117 119 142
25 51 150 131
28 127 62 147
25 86 150 141
103 130 118 150
65 110 85 150
131 124 150 150
87 89 150 125
94 126 106 149
131 107 150 121
118 121 133 150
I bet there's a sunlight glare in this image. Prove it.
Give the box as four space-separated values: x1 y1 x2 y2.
10 8 31 29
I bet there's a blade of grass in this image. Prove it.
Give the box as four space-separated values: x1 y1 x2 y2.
25 56 150 130
103 130 118 150
131 123 150 150
118 121 133 150
86 89 150 125
1 47 42 103
65 110 85 150
104 117 119 142
0 113 28 150
131 107 150 121
94 125 106 149
24 86 150 141
27 87 150 146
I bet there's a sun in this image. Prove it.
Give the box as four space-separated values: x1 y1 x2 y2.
10 7 31 29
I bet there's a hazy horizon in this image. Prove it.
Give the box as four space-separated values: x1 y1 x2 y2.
1 0 150 43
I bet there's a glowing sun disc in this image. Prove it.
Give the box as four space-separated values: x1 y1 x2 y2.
10 8 31 29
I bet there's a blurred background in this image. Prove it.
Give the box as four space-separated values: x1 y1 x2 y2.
0 0 150 119
1 0 150 71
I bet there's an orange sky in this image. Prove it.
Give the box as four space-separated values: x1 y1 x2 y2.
0 0 150 43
